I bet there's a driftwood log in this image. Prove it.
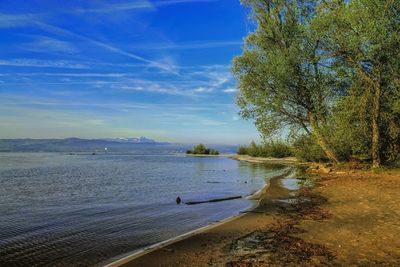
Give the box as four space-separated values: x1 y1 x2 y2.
185 196 242 205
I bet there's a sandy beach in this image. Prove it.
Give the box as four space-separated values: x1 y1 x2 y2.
105 157 400 267
228 155 297 165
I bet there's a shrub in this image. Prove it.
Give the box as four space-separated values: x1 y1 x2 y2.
193 144 206 154
237 140 293 158
292 135 328 162
237 146 248 155
186 144 219 155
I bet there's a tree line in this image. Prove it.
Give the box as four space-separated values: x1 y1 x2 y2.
232 0 400 167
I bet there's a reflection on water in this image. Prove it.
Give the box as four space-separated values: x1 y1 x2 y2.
0 152 286 266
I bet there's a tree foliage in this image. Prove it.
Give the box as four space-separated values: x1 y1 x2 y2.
233 0 400 167
314 0 400 167
233 0 340 163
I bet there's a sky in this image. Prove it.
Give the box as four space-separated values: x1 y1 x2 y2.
0 0 260 144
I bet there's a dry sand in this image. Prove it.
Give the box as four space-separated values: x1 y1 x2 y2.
107 159 400 267
298 168 400 266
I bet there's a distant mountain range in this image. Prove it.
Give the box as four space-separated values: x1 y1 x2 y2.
102 137 156 143
0 137 167 152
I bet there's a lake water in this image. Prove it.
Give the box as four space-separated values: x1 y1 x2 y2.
0 151 287 266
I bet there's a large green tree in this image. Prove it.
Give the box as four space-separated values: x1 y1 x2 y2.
232 0 340 163
314 0 400 167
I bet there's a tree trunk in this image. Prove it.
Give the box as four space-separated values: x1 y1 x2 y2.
309 112 340 164
371 83 381 168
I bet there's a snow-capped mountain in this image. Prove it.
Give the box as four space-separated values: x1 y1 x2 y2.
103 137 156 143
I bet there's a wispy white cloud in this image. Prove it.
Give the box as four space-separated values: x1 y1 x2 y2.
0 59 89 69
0 72 129 77
0 63 237 97
71 0 220 13
194 87 214 93
0 13 178 73
0 58 150 69
111 79 197 96
108 70 235 96
0 93 235 136
0 81 137 86
18 36 78 54
0 13 39 28
73 1 154 13
32 21 179 73
0 94 235 110
0 79 211 87
223 88 238 93
188 65 231 81
179 64 229 70
0 62 231 75
185 66 234 94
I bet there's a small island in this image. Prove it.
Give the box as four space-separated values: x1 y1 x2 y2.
186 144 219 155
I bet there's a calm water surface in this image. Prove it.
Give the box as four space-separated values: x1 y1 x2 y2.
0 151 286 266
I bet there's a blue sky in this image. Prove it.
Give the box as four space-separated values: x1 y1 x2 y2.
0 0 260 144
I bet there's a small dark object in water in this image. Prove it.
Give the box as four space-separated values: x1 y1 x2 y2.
244 181 247 183
92 152 96 155
176 197 181 205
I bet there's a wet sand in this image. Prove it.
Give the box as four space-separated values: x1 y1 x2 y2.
107 161 400 267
